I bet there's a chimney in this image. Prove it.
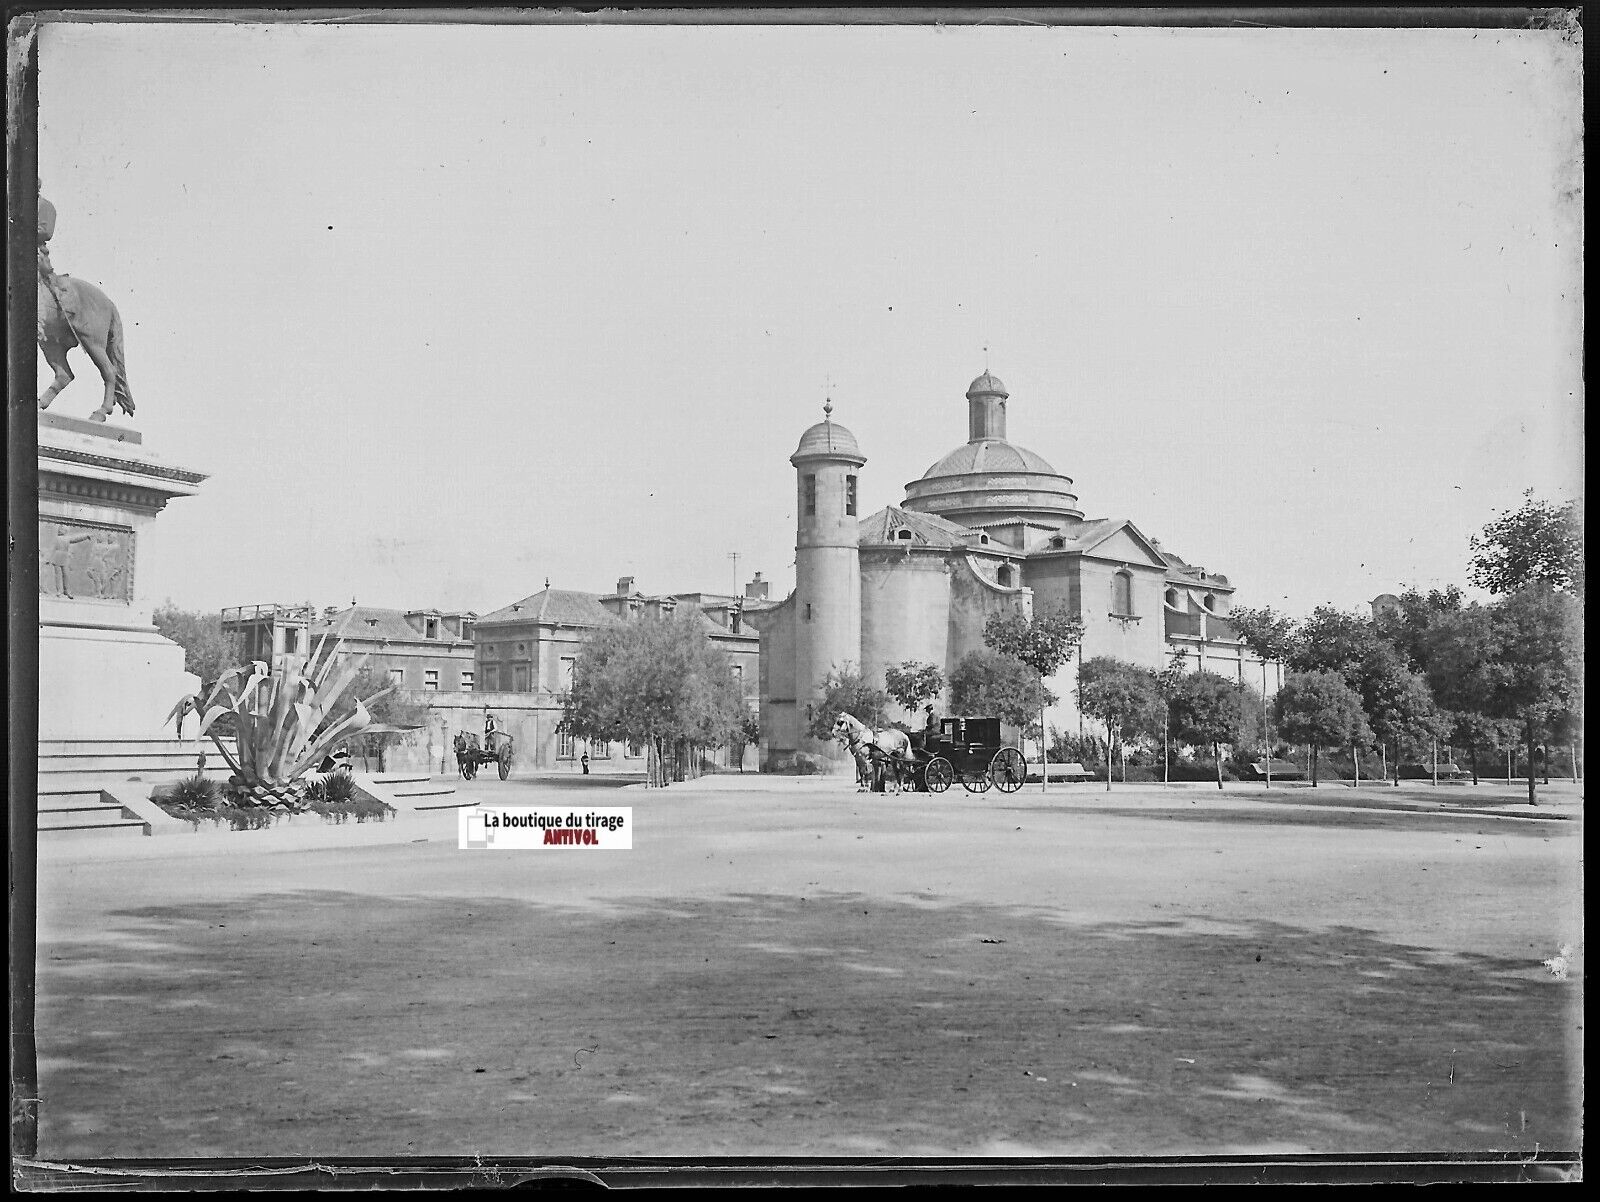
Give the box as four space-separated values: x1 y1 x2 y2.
744 572 768 601
617 576 634 597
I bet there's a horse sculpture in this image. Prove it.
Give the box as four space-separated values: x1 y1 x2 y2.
38 274 134 421
831 713 913 795
36 197 134 422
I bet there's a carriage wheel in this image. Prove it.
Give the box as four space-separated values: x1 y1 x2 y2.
458 759 471 780
989 747 1027 794
462 759 478 780
498 748 512 780
962 768 992 793
924 756 954 794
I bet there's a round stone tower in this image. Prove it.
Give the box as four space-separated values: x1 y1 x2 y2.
790 400 866 749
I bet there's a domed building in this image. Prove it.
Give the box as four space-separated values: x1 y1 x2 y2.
755 371 1281 769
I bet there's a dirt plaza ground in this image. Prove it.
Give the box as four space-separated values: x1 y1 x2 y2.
31 776 1582 1161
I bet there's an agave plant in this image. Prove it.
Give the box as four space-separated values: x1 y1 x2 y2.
166 631 407 810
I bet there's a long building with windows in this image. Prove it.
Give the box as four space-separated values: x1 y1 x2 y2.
755 371 1283 769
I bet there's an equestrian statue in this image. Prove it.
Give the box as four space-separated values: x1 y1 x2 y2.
36 196 135 422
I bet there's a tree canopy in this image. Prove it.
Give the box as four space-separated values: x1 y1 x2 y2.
1469 492 1583 597
883 660 945 720
153 603 244 693
562 611 747 780
805 664 889 743
949 649 1051 732
982 606 1085 679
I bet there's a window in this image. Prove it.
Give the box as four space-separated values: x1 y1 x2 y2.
589 739 610 759
282 627 299 654
896 529 913 541
1113 571 1134 616
483 665 499 692
997 565 1013 588
732 664 743 683
461 671 474 692
845 474 857 516
625 737 644 758
804 603 812 621
558 729 576 758
1203 594 1216 612
461 620 474 640
803 474 817 517
513 665 530 692
1165 588 1179 608
389 667 405 687
560 656 576 693
425 617 439 639
1049 535 1066 549
516 642 526 654
424 669 439 691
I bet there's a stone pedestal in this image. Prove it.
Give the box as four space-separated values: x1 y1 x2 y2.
37 413 207 740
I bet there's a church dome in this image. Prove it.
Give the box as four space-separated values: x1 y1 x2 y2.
966 372 1008 399
920 439 1056 479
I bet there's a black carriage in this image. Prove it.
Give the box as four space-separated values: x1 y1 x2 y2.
909 716 1027 794
455 731 513 780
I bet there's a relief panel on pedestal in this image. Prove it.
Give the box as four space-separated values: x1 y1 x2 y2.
38 518 135 602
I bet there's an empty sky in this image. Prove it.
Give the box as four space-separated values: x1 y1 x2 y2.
34 17 1583 619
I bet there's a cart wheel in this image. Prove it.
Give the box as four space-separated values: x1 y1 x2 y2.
465 759 478 781
924 756 954 794
498 749 512 780
962 770 992 793
458 760 470 780
989 747 1026 794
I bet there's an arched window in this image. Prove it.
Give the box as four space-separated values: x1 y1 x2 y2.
1165 588 1178 608
1048 535 1066 550
1113 570 1134 617
997 565 1013 588
1203 594 1215 612
896 528 913 541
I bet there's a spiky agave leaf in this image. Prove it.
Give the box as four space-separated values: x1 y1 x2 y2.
164 694 200 739
288 697 375 779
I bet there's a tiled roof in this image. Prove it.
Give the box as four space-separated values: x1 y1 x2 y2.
859 505 983 549
1039 517 1121 552
478 589 621 628
311 606 429 643
792 419 864 462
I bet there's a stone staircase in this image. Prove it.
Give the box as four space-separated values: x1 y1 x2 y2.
363 772 467 811
34 741 460 837
35 739 224 838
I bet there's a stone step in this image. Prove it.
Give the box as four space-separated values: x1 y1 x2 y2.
38 738 235 757
39 752 226 775
39 817 151 837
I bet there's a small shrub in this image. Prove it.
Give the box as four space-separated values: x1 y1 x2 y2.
168 773 220 810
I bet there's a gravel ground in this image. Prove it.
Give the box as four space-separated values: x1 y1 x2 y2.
31 778 1582 1160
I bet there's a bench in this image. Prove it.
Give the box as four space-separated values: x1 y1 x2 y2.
1025 761 1094 783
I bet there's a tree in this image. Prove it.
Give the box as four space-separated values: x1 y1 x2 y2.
1152 648 1189 784
1479 586 1583 805
949 649 1053 733
1168 670 1252 789
1362 655 1448 785
982 606 1085 791
883 660 945 724
1228 605 1298 788
153 603 244 694
349 662 429 772
805 664 889 744
1076 657 1158 791
563 611 747 787
1289 605 1381 684
1273 670 1372 787
1469 492 1583 598
1372 586 1464 673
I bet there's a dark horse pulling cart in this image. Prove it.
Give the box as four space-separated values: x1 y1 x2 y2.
908 716 1027 794
453 730 513 780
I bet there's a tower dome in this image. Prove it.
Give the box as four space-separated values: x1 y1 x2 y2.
791 399 865 465
966 371 1008 399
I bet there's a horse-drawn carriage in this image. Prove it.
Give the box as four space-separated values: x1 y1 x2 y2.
453 729 513 780
832 712 1028 794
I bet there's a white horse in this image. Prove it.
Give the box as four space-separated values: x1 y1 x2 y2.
831 713 913 794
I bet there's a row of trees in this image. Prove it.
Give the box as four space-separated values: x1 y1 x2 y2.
1228 492 1582 804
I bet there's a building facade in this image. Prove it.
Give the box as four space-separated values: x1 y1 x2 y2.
221 602 478 692
757 371 1283 769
